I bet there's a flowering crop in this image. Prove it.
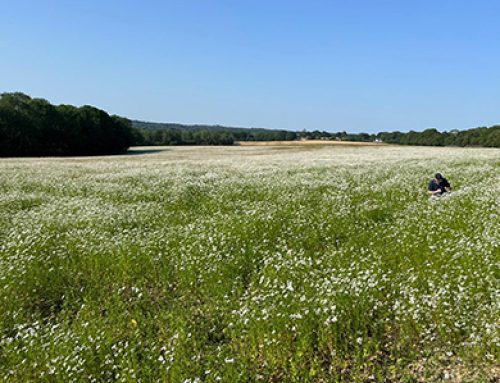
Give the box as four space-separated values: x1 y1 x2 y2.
0 145 498 382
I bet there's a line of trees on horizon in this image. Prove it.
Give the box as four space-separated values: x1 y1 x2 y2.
132 126 298 146
132 125 500 147
376 127 499 147
1 92 498 157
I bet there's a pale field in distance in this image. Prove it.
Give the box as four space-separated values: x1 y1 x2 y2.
235 140 385 146
0 145 498 382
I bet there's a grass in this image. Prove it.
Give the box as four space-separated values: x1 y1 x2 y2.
0 145 498 382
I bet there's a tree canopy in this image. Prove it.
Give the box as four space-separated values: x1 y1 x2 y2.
0 92 134 156
376 126 500 147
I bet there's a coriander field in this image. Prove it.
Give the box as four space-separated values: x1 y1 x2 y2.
0 145 498 382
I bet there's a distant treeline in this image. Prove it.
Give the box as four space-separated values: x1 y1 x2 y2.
301 127 499 147
1 92 498 157
0 92 134 156
377 127 499 147
132 121 384 145
132 121 500 147
132 121 296 145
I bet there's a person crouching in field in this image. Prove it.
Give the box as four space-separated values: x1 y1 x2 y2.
428 173 451 197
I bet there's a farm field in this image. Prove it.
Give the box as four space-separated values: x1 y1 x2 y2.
235 140 385 146
0 145 498 382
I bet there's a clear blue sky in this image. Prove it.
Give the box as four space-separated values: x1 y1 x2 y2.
1 1 499 133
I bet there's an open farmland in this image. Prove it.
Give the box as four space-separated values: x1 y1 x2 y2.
0 145 498 382
235 140 385 146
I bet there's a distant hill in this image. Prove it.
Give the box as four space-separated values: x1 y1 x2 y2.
131 120 299 145
132 120 287 134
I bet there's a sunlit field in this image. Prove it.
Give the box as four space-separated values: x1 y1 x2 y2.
0 145 498 382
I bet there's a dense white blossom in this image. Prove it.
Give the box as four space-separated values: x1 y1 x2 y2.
0 145 498 382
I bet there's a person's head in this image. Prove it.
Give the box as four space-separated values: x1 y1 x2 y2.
435 173 443 184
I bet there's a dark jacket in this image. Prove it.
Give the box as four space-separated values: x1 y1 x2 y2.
428 177 450 194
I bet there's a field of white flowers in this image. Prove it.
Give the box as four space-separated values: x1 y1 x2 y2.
0 145 498 382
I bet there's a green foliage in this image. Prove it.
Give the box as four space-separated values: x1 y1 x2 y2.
377 126 500 147
0 92 134 156
132 120 500 147
135 127 236 146
131 121 299 145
